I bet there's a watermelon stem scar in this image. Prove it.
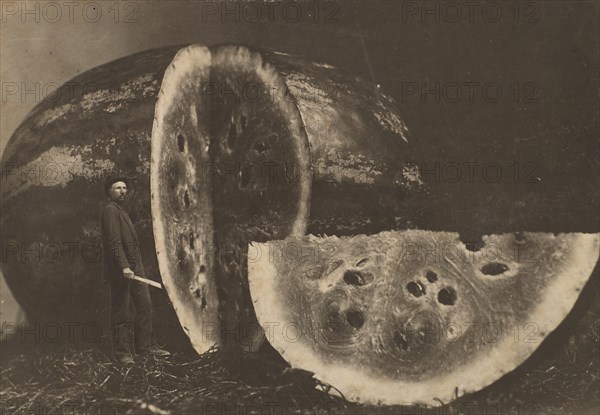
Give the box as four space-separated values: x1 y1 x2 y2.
248 231 599 406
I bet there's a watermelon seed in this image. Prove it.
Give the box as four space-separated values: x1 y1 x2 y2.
343 270 372 286
200 265 206 273
481 262 509 276
346 309 364 329
460 235 485 252
437 287 457 306
425 271 438 283
183 190 190 208
355 258 368 267
406 281 426 297
177 134 185 152
253 141 269 154
191 287 207 310
464 241 484 252
189 232 195 249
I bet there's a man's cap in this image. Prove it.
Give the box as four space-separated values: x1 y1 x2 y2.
104 176 129 197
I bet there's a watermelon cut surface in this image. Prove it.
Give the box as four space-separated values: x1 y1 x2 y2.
248 231 599 405
151 45 312 353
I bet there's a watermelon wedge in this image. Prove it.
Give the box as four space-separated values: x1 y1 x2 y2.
248 231 599 405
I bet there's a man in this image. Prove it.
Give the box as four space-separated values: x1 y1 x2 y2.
101 176 170 364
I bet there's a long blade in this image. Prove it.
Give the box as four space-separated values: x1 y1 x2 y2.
133 275 162 289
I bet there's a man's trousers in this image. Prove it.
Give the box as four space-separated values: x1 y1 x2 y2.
107 277 153 359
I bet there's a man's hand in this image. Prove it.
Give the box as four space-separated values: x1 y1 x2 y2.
122 267 135 280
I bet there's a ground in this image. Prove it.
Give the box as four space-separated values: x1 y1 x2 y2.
1 280 598 415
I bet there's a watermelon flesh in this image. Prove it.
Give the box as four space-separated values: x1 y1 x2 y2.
151 45 312 353
248 230 599 405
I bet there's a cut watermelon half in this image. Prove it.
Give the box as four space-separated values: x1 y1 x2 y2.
151 45 311 353
248 230 599 405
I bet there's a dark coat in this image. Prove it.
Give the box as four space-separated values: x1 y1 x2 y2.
101 201 146 280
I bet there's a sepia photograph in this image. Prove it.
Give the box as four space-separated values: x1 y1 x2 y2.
1 1 599 414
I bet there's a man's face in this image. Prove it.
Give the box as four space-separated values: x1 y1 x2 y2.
108 181 127 204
